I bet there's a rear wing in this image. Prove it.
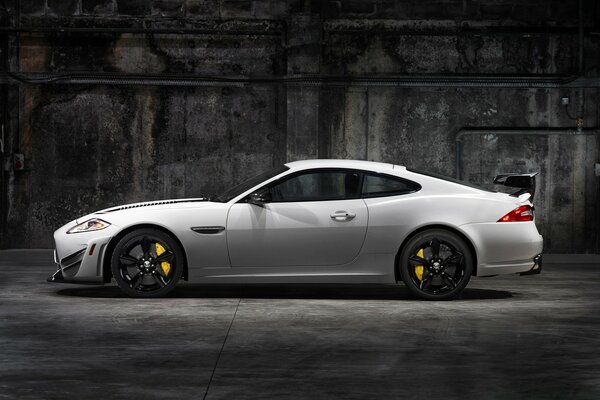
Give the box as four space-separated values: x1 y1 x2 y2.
494 172 538 201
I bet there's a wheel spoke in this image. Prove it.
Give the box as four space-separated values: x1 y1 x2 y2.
140 236 151 257
155 265 168 278
419 273 434 290
130 273 144 290
444 252 463 265
441 272 457 289
152 273 166 288
120 254 139 265
155 250 174 263
409 255 427 265
430 238 441 259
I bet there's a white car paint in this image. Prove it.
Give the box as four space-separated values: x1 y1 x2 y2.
51 159 543 288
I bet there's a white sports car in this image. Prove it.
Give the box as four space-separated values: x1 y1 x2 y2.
49 159 543 300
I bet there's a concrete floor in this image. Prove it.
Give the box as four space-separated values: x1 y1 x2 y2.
1 250 599 400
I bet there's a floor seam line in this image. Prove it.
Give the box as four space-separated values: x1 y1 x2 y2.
202 297 242 400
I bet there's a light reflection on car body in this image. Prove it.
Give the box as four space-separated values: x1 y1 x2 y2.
49 159 543 300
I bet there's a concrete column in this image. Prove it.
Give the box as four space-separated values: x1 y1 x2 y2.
340 87 368 160
285 13 321 162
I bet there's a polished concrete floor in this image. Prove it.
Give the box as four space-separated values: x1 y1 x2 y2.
1 250 599 400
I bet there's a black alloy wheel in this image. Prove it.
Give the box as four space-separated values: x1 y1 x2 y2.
111 228 184 298
399 229 473 300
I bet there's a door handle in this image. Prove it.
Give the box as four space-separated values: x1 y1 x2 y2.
330 211 356 221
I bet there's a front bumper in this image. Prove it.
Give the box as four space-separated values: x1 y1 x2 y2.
47 268 64 283
47 267 101 284
50 226 117 284
48 243 107 284
48 246 103 284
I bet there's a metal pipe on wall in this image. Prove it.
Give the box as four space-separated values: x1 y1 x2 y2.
0 20 581 37
0 26 284 36
0 3 11 248
4 71 600 88
577 0 585 133
323 19 588 37
0 21 284 36
454 128 599 179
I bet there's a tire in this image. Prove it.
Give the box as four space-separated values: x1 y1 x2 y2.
111 228 184 298
399 229 473 301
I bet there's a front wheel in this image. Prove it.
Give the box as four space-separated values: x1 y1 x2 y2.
399 229 473 300
111 228 184 298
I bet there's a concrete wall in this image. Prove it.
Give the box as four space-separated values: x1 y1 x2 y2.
1 0 599 252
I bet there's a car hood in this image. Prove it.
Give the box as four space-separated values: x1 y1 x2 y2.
75 198 216 224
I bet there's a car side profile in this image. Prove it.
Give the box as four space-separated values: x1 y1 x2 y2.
49 159 543 300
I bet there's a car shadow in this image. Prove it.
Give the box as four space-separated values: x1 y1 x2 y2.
55 284 512 301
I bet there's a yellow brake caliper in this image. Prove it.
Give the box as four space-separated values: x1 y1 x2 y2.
155 242 171 276
415 249 424 281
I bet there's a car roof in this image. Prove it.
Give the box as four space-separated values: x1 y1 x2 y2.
284 159 404 173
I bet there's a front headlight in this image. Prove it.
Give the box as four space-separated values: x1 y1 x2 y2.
67 218 111 234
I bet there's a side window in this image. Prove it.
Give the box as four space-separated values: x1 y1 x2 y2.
362 173 420 198
268 170 361 202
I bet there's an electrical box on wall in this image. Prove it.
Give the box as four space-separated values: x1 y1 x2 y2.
14 153 24 170
595 163 600 177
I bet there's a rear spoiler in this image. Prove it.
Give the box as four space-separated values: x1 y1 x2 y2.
493 172 538 201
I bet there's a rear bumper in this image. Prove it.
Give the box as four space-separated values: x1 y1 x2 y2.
520 254 542 276
460 221 543 276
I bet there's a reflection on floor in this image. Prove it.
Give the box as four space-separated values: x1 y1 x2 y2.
1 250 599 399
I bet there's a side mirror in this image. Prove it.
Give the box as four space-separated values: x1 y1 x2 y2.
248 191 271 206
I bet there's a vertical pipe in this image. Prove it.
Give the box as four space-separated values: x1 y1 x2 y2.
0 2 9 247
364 89 369 161
579 0 584 72
577 0 585 133
455 139 461 179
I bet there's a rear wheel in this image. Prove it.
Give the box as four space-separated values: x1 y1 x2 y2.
111 228 184 298
399 229 473 300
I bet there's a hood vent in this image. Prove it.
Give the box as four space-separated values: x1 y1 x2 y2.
100 198 208 213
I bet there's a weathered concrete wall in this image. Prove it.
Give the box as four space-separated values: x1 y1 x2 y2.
2 0 599 252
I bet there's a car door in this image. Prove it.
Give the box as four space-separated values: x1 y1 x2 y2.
226 169 368 267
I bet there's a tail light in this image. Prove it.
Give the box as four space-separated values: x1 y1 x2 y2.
498 205 534 222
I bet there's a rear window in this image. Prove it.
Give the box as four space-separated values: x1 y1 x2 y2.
362 173 421 198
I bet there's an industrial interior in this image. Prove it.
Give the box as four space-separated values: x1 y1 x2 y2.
0 0 599 398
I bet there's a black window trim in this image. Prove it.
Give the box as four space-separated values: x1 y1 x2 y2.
242 168 364 203
240 167 421 203
361 171 422 198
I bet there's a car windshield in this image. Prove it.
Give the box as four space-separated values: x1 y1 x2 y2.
213 165 289 202
406 168 496 193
